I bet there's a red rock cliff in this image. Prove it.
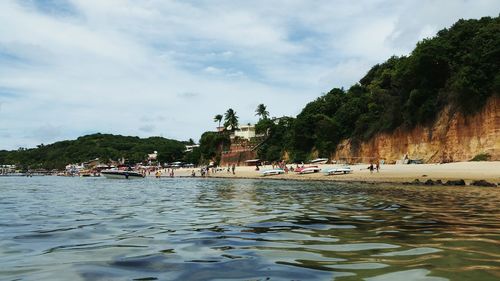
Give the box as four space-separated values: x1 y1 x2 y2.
333 96 499 163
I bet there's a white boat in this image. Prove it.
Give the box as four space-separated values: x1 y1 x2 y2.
261 169 285 176
296 166 321 174
310 158 329 164
325 167 353 175
101 169 144 179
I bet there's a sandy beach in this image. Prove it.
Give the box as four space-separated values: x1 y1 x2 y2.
157 161 500 185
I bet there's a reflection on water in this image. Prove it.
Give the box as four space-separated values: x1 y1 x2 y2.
0 177 499 280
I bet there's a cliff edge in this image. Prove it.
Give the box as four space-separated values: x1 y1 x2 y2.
333 96 499 163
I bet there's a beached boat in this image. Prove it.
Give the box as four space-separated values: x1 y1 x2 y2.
296 166 321 174
261 169 285 176
325 166 353 175
101 169 144 179
309 158 329 165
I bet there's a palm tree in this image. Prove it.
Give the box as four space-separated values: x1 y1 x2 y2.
214 114 223 129
224 108 239 131
255 104 269 120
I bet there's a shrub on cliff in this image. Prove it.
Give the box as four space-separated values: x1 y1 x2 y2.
470 153 491 161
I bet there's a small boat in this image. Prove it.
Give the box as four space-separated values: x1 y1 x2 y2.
325 166 353 175
296 166 321 174
310 158 329 165
261 169 285 176
101 169 144 179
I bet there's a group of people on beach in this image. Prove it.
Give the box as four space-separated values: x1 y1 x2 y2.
259 161 310 174
154 169 175 178
191 163 236 177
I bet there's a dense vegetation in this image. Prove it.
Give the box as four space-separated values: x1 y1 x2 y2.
198 131 231 164
256 16 499 162
0 133 186 170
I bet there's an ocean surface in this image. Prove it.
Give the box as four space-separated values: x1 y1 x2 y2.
0 177 499 281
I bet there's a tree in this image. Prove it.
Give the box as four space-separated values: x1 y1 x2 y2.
199 131 230 164
213 114 223 129
224 108 239 131
255 104 269 120
0 133 186 170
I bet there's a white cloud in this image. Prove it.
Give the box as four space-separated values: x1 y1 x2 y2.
30 124 63 143
0 0 499 149
139 124 155 133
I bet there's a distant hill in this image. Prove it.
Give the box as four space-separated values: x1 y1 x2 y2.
256 16 499 162
0 133 187 170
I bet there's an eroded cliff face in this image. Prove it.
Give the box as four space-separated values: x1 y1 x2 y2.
333 96 499 163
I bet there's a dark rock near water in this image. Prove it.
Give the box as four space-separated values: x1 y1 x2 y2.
445 179 466 186
435 180 443 185
424 179 435 185
471 180 497 187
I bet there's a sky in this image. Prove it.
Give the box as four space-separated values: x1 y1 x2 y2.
0 0 499 150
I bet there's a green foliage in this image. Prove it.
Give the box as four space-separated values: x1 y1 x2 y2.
256 117 295 162
254 118 274 135
183 147 201 165
0 133 186 170
223 108 239 131
213 114 223 128
199 131 230 164
258 16 499 162
255 104 269 120
470 153 491 161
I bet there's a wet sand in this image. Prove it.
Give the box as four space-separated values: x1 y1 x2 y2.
159 161 500 185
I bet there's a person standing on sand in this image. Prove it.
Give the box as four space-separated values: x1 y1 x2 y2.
369 163 374 173
376 161 380 172
231 164 235 175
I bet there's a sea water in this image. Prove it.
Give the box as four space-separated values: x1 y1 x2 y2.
0 176 499 280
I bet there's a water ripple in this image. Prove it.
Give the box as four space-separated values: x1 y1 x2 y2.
0 177 499 280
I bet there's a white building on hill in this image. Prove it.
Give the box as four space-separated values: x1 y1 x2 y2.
233 124 257 140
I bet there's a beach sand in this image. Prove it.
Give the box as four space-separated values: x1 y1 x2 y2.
155 161 500 185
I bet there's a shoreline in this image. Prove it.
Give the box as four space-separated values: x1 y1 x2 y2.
156 161 500 187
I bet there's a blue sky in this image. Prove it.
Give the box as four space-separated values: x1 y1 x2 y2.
0 0 499 149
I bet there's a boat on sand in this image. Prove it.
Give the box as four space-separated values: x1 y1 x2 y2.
296 166 321 174
325 166 353 175
261 169 285 176
309 158 329 165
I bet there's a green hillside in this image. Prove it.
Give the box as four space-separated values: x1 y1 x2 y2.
0 133 186 170
256 16 499 162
